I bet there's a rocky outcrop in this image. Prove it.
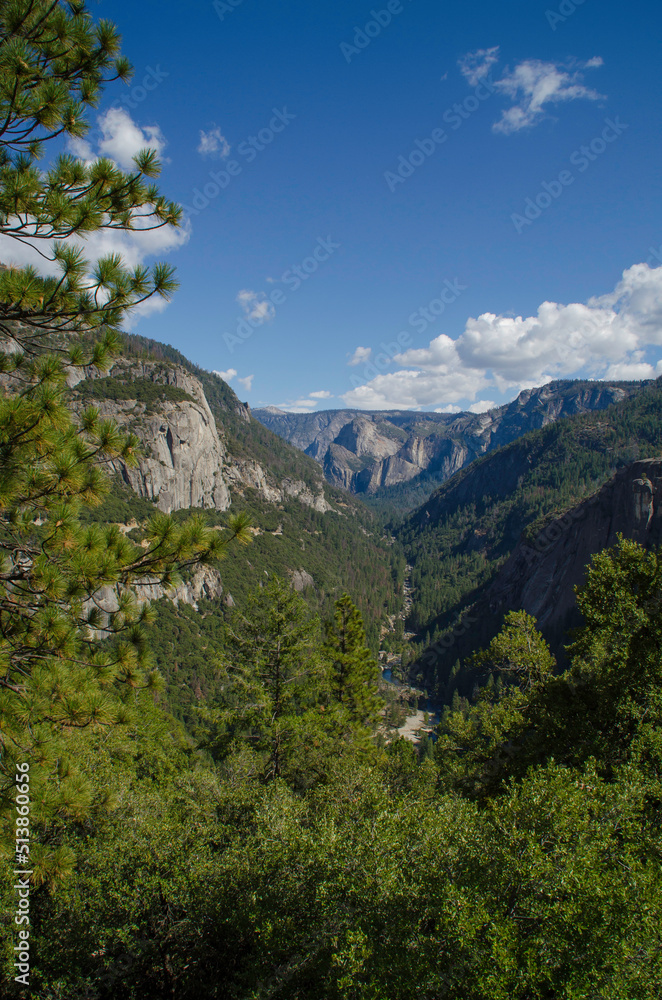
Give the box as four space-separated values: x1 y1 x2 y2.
482 459 662 645
255 380 647 496
78 360 231 513
222 458 283 504
334 417 401 461
73 360 337 516
290 568 315 592
86 563 226 621
281 479 333 513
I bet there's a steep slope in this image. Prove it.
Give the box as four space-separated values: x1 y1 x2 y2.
255 380 645 506
69 334 405 722
415 459 662 704
72 361 232 512
395 377 662 696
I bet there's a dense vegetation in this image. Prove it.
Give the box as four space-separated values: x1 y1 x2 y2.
1 3 660 997
397 377 662 662
5 539 661 998
74 376 195 411
141 486 403 727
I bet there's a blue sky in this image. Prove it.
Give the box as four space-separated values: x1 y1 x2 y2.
10 0 662 412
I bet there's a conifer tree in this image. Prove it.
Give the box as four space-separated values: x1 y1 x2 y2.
323 593 382 730
0 1 252 864
0 0 182 349
204 577 325 780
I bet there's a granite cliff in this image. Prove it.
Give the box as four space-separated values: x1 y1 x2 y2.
255 380 646 503
71 358 333 517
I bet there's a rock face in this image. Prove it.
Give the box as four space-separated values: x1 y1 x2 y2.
421 459 662 677
83 361 231 513
255 380 646 496
73 360 336 516
290 568 315 592
484 459 662 648
87 564 226 620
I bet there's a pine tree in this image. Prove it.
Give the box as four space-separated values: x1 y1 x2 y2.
323 593 382 730
203 577 325 780
0 0 182 345
472 610 556 691
0 1 252 866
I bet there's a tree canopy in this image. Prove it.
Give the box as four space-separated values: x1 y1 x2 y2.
0 0 250 870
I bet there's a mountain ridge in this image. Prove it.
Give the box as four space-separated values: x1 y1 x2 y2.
254 379 647 507
394 376 662 699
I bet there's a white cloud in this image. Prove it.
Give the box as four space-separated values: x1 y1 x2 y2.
458 46 500 87
93 107 166 169
343 369 489 410
492 57 604 134
197 126 230 158
0 209 189 329
275 399 319 413
468 400 497 413
214 368 237 382
273 394 333 412
237 289 275 324
604 360 656 380
237 374 254 392
435 404 461 414
341 262 662 410
347 346 372 367
0 109 185 329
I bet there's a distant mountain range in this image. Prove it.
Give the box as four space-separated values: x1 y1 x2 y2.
254 380 648 509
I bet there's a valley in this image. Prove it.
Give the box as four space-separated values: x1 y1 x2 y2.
2 3 660 995
255 379 645 509
68 331 662 725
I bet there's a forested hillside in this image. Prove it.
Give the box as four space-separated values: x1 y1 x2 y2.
1 3 661 998
70 333 405 724
398 376 662 697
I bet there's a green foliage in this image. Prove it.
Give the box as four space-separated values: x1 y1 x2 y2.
5 539 662 997
399 377 662 672
74 376 195 410
78 472 159 524
436 538 662 798
198 577 327 781
0 1 181 341
472 610 556 690
323 593 383 730
0 0 254 877
1 6 659 994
